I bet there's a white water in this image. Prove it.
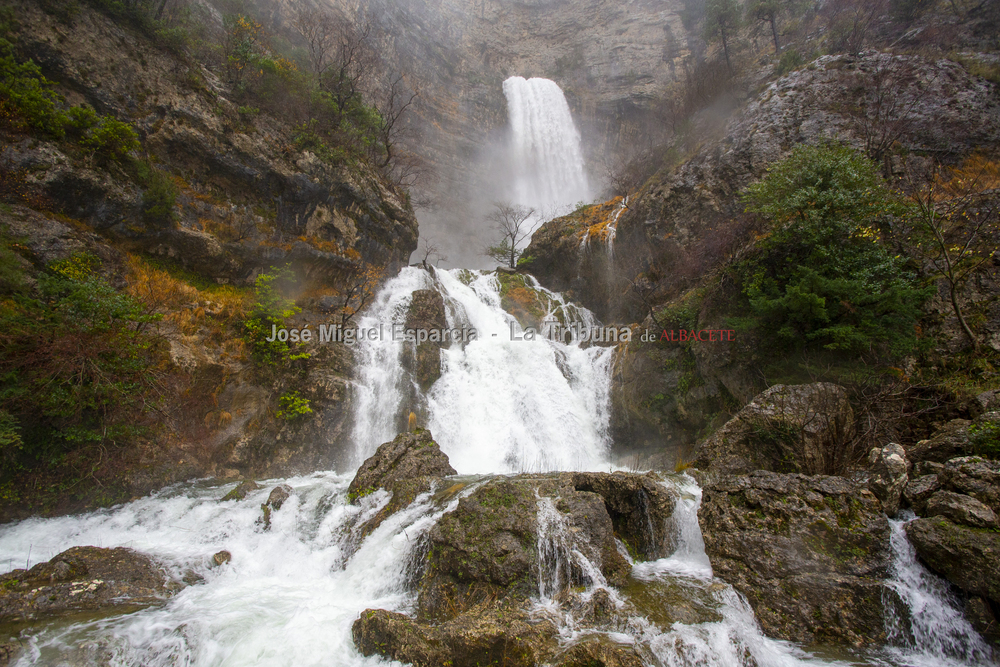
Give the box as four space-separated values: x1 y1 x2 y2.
0 474 477 666
503 76 591 218
883 513 993 667
350 267 615 474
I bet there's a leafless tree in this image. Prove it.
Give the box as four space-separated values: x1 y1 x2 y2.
293 7 339 84
483 201 536 268
419 238 447 269
842 58 918 163
373 74 418 171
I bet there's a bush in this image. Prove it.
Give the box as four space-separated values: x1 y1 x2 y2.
0 252 162 474
141 169 178 225
969 421 1000 460
0 38 67 138
243 266 309 366
276 391 312 421
736 143 931 357
81 116 140 162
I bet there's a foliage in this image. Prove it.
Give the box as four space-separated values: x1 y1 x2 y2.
968 421 1000 460
141 168 179 225
704 0 742 71
902 155 1000 351
276 391 312 421
0 36 138 163
736 143 931 358
243 265 307 366
775 49 806 76
0 248 163 477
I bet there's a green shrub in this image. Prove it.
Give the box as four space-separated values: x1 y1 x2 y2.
737 144 931 357
969 421 1000 460
0 38 67 138
276 391 312 421
142 169 178 225
243 266 310 366
81 116 140 162
0 252 162 474
775 49 805 76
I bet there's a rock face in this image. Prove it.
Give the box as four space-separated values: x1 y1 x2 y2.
907 419 973 464
698 471 891 644
347 430 458 538
418 475 644 622
402 289 448 390
868 443 910 516
925 491 998 529
0 547 177 622
348 430 457 501
354 465 678 664
938 456 1000 516
693 383 855 475
906 518 1000 604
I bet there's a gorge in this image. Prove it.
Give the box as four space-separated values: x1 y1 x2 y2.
2 0 1000 665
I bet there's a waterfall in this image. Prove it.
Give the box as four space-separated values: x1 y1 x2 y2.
503 76 591 217
350 267 615 474
883 513 993 666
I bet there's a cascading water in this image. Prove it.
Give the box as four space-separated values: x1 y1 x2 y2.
350 267 615 474
503 76 591 217
883 513 992 667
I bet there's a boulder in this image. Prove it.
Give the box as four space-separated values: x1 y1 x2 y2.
0 547 177 622
867 443 909 516
211 551 232 567
925 491 998 528
265 484 293 510
965 597 1000 647
902 474 941 514
353 602 557 667
905 517 1000 604
938 456 1000 515
698 471 891 644
402 289 448 390
571 472 678 559
348 430 456 502
552 636 646 667
907 419 972 464
693 383 854 475
221 479 259 502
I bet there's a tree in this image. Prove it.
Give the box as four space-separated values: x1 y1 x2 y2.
738 143 932 357
483 202 537 269
747 0 782 52
904 155 1000 352
704 0 742 73
373 74 418 172
419 238 447 269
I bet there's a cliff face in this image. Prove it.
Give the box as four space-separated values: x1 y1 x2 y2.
7 1 418 279
523 51 1000 460
0 0 418 517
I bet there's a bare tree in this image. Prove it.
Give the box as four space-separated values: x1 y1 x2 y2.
905 157 1000 352
293 7 338 84
373 74 418 171
419 238 447 269
842 58 918 163
483 201 536 268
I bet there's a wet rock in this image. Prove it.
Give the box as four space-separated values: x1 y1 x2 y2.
902 474 941 514
868 443 909 516
693 383 854 475
418 474 658 622
925 491 998 528
211 551 232 567
0 547 177 622
266 484 293 510
348 430 456 502
912 460 945 477
965 596 1000 647
401 289 448 390
938 456 1000 515
221 480 259 502
0 642 18 667
552 635 645 667
905 517 1000 604
353 602 557 667
907 419 972 464
698 471 891 644
571 472 678 559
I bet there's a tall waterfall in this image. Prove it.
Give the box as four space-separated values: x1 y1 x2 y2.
503 76 591 216
350 267 614 474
